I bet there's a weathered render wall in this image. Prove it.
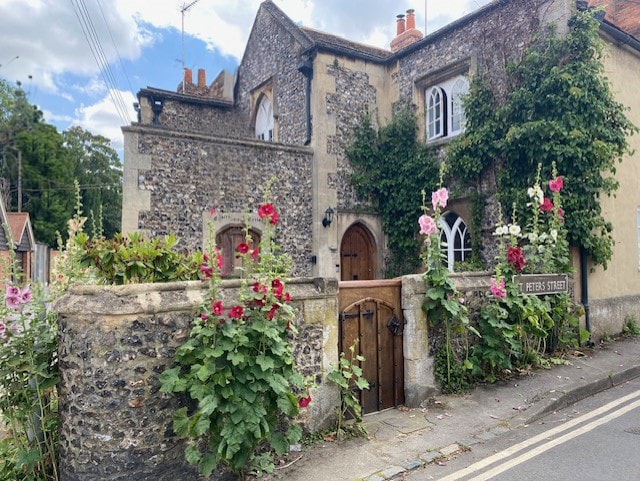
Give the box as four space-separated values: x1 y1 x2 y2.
581 39 640 338
55 278 340 481
121 125 315 277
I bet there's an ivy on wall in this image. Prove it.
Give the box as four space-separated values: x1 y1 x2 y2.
449 9 637 267
346 108 439 276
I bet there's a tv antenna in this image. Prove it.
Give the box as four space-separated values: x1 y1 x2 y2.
181 0 201 91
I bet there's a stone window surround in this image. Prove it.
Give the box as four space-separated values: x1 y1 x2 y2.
250 77 279 143
413 56 475 145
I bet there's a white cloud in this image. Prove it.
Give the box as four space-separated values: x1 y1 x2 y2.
72 89 137 151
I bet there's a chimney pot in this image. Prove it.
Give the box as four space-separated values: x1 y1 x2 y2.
184 68 193 85
197 68 206 88
406 9 416 30
396 14 406 35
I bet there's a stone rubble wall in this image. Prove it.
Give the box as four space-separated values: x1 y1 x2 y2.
124 125 314 277
54 278 340 481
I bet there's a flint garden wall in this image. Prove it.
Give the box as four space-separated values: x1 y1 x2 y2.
54 277 340 481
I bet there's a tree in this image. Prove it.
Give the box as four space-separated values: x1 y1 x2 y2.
63 126 122 238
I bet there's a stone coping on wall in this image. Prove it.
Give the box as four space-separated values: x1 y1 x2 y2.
55 277 338 316
122 124 315 154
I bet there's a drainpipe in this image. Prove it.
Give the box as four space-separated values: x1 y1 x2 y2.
298 58 313 145
580 246 593 346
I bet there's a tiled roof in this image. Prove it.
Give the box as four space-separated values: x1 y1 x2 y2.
589 0 640 38
6 212 29 246
300 27 392 61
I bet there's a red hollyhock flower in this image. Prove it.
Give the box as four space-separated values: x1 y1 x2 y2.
200 312 209 321
298 395 312 408
200 264 213 279
253 282 267 294
219 318 226 325
212 300 224 316
228 305 244 319
268 304 279 320
283 292 291 303
272 279 284 299
540 198 554 212
258 203 279 225
251 248 259 260
506 246 525 272
236 242 250 254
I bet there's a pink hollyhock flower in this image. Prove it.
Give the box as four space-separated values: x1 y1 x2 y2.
228 305 244 319
431 187 449 210
418 215 437 235
490 277 507 299
200 264 214 279
212 301 224 316
540 198 554 212
236 242 250 254
298 395 312 408
20 285 32 304
549 176 564 193
6 284 20 297
209 207 216 216
200 312 209 321
557 208 565 222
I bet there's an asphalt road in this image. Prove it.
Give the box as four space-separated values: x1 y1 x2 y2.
398 378 640 481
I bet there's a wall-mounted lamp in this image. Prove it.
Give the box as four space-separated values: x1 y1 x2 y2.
322 207 335 228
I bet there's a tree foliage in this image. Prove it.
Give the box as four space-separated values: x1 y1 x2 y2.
346 108 439 276
449 10 637 267
0 79 123 245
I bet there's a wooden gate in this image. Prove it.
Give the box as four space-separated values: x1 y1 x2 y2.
338 279 404 414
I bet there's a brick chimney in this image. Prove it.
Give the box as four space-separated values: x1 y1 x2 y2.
197 68 206 88
396 14 406 35
390 9 424 53
184 68 193 85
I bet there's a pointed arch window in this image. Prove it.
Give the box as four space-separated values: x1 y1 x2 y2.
255 95 274 142
439 212 472 271
427 86 446 141
425 74 468 143
450 77 469 134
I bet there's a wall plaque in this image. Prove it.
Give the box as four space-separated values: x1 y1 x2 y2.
513 274 569 296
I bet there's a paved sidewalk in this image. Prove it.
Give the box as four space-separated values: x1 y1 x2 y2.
269 337 640 481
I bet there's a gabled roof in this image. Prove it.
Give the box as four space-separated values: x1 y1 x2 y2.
6 212 34 251
589 0 640 39
301 27 392 61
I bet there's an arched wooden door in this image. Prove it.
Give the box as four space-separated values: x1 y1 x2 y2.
340 224 375 281
216 226 260 277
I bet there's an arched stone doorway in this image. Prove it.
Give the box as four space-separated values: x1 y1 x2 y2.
340 223 375 281
216 226 260 277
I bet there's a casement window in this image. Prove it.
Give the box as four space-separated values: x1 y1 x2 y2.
439 212 472 271
255 95 274 142
425 75 469 142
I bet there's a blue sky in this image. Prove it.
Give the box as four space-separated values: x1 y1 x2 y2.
0 0 491 153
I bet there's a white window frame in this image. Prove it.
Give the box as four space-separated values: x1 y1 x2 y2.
255 95 274 142
427 86 445 141
425 75 469 143
439 212 472 272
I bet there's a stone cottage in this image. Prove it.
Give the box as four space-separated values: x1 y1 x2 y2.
122 0 640 337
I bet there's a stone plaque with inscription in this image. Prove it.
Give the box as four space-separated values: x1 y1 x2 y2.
513 274 569 296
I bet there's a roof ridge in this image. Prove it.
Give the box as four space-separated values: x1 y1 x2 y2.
300 26 392 55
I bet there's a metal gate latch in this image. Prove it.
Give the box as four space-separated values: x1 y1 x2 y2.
387 314 403 336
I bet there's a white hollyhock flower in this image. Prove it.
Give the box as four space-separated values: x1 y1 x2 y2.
508 224 522 237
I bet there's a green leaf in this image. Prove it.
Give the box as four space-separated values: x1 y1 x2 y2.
256 354 275 371
270 432 289 456
185 445 201 466
199 453 219 477
173 407 190 437
227 351 246 366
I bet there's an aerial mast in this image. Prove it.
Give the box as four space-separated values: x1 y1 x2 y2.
181 0 201 92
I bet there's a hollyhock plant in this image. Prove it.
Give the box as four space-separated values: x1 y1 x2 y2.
419 215 438 235
540 198 554 212
549 176 564 193
228 305 244 319
431 187 449 210
490 277 507 299
506 246 525 272
258 203 279 225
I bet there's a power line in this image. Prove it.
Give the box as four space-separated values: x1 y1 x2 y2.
70 0 131 125
76 0 130 123
96 0 135 96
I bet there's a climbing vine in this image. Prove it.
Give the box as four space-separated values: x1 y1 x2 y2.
449 9 637 267
346 107 439 276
